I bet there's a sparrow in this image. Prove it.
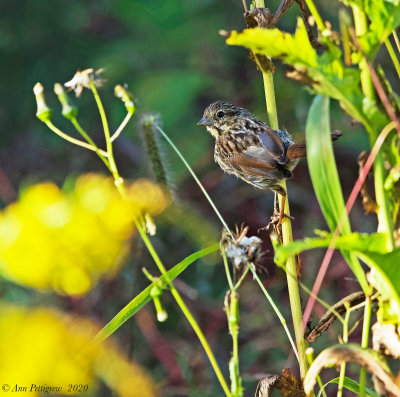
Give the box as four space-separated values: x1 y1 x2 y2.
197 101 341 225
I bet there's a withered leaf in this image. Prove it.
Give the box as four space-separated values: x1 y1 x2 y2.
255 369 305 397
274 368 306 397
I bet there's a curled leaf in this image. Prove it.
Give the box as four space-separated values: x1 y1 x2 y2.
303 344 400 396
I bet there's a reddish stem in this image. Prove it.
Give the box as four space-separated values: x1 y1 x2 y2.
302 121 396 328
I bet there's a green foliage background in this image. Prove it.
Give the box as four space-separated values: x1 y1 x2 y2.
1 0 399 396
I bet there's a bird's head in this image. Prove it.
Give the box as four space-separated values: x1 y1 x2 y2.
197 101 251 138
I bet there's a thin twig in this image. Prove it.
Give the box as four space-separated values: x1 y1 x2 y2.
45 121 109 156
110 112 133 142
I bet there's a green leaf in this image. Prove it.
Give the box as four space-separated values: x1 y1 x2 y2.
226 19 366 125
358 250 400 323
93 243 220 344
362 0 400 57
225 19 390 134
274 232 388 266
305 95 369 291
226 19 317 68
306 96 349 232
317 376 379 397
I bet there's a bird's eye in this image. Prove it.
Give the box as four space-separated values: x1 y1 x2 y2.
217 111 224 118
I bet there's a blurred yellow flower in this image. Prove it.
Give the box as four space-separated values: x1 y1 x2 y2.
0 174 168 295
0 304 156 396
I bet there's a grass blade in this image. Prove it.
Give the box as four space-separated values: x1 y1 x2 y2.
93 243 219 344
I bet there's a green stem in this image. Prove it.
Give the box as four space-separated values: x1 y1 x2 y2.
70 117 112 172
110 112 133 142
250 267 299 363
262 72 278 129
90 82 120 181
90 86 231 396
222 248 235 290
233 264 250 291
154 124 234 239
306 349 327 397
303 0 325 32
45 120 108 156
393 30 400 53
352 9 394 250
227 292 242 397
135 220 231 397
352 5 375 101
254 0 308 373
385 38 400 79
352 9 378 395
337 363 346 397
359 296 372 397
338 305 350 397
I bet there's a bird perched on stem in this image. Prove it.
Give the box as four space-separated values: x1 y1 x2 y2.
197 101 341 227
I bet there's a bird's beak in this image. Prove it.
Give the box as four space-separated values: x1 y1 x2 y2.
197 116 213 126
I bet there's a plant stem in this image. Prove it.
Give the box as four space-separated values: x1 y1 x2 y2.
90 86 231 396
393 30 400 53
262 72 278 129
359 296 372 397
110 112 133 142
385 38 400 79
44 121 108 156
304 0 325 32
351 8 378 395
154 124 234 239
306 349 327 397
352 5 375 101
255 0 308 376
222 248 235 290
90 82 121 182
135 221 231 397
70 117 112 172
227 291 242 397
338 305 350 397
251 267 299 363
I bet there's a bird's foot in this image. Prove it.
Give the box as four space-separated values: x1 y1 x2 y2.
262 210 294 240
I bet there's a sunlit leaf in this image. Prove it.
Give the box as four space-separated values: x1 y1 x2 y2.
363 0 400 57
94 243 220 343
274 231 387 266
358 250 400 323
225 18 391 135
317 376 379 397
305 95 369 291
226 19 366 124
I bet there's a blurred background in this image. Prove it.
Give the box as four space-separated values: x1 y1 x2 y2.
1 0 398 396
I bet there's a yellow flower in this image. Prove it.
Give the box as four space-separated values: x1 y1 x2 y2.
0 174 168 295
0 304 156 396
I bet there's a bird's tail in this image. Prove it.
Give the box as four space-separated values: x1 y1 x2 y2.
286 130 342 159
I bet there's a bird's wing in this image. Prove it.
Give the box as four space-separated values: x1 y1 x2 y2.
256 127 286 162
228 150 286 180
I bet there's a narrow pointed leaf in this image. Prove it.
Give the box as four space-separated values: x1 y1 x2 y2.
94 243 219 343
305 95 368 291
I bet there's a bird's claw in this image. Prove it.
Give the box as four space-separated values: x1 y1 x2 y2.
261 211 295 239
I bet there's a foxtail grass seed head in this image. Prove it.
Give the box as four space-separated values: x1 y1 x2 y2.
64 68 106 97
139 114 175 201
54 83 78 120
114 84 135 115
33 83 53 122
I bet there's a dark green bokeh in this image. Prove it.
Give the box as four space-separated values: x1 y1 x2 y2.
1 0 393 395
